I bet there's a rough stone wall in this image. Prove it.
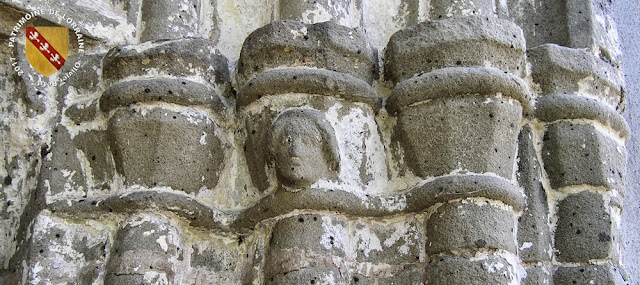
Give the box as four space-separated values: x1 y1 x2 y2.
0 0 634 284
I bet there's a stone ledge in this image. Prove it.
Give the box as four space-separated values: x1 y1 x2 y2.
236 68 380 110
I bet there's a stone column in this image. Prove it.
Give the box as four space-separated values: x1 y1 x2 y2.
530 44 628 284
386 16 530 284
139 0 203 42
100 39 231 207
277 0 363 28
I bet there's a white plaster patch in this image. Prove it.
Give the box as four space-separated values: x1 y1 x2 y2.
354 225 383 257
320 216 347 251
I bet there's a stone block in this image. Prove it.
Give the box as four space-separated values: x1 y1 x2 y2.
392 95 521 179
106 107 227 194
266 214 348 276
542 121 626 191
353 217 420 264
72 130 115 192
555 191 613 262
529 44 623 109
523 266 551 285
25 211 110 285
188 236 254 284
139 0 201 42
266 267 347 285
236 21 377 87
105 213 185 284
508 0 571 48
102 39 230 92
377 266 424 285
566 0 621 64
425 200 517 255
554 264 626 285
430 0 495 18
424 255 516 284
517 125 552 262
278 0 363 28
40 126 87 198
385 16 526 84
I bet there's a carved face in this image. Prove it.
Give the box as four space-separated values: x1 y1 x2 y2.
268 109 338 187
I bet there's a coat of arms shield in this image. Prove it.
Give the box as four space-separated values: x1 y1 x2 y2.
25 26 68 77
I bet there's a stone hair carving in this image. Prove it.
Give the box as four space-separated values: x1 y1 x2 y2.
267 109 340 187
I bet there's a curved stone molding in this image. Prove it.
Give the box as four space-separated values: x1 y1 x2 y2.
100 78 229 114
231 174 524 229
102 39 230 92
236 20 377 87
278 0 363 28
237 68 381 110
424 255 518 284
535 93 630 141
529 44 624 110
387 66 533 114
385 16 527 84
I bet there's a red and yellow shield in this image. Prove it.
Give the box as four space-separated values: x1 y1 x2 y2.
25 26 68 77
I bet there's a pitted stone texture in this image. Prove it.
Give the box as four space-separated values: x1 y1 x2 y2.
102 39 230 90
59 52 104 124
107 107 227 194
266 214 348 276
72 130 115 191
237 21 377 87
555 191 613 262
425 200 517 255
523 266 551 285
566 0 622 64
387 66 533 114
25 212 109 284
392 95 521 179
542 121 626 191
554 264 626 285
507 0 571 48
529 44 623 110
430 0 496 18
517 125 552 262
385 16 526 84
100 78 229 114
424 255 515 284
105 214 185 284
278 0 363 28
536 94 630 140
139 0 201 42
353 217 420 264
266 267 347 285
39 126 88 198
188 236 254 284
236 68 381 109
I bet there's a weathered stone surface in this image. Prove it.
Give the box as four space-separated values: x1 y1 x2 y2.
554 264 626 285
39 126 87 198
102 39 230 91
385 16 526 84
266 267 347 285
377 266 424 284
517 125 552 263
536 93 630 140
425 200 517 255
387 66 533 114
105 213 185 284
353 217 420 264
523 266 551 285
266 214 348 277
25 211 110 284
424 255 515 284
100 78 230 114
507 0 571 48
278 0 363 27
236 68 380 109
565 0 621 64
529 44 623 109
237 20 377 87
542 121 626 191
72 130 115 191
430 0 496 18
392 95 522 179
59 52 105 124
555 191 613 262
107 107 227 194
188 235 254 284
139 0 201 42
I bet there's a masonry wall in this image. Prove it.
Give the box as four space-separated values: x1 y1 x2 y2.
0 0 635 284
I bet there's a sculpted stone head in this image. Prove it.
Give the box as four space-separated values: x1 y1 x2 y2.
267 109 340 187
